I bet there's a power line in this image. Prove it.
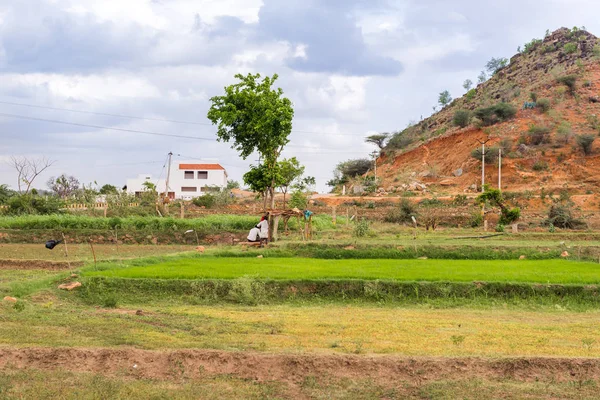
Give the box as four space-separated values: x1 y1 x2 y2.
0 111 374 152
94 160 165 168
0 100 370 137
0 100 213 126
0 112 216 141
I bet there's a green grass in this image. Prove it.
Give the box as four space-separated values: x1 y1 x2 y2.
86 257 600 284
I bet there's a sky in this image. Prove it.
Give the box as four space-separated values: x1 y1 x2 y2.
0 0 598 193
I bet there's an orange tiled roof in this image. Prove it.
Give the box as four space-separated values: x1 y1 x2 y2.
179 163 225 170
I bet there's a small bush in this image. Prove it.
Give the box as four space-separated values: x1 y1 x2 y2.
532 160 549 171
563 42 578 54
500 138 513 154
192 195 215 208
469 213 483 228
452 195 468 206
384 199 417 224
386 131 414 151
527 125 551 145
289 191 309 209
353 219 370 237
546 204 585 229
495 223 505 233
555 121 572 145
529 92 538 102
499 208 521 225
103 296 118 308
536 98 551 112
557 75 577 95
453 110 471 128
465 89 476 101
473 103 517 126
576 134 595 155
13 301 25 312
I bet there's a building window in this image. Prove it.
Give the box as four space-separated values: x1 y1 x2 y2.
184 171 194 179
181 187 197 192
197 171 208 179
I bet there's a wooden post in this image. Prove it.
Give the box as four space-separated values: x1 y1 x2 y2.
332 206 337 225
89 241 97 270
512 223 518 233
103 205 108 218
484 220 488 232
114 228 121 263
61 233 71 269
180 202 185 219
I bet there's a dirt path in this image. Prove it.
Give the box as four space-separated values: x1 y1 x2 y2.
1 347 599 386
0 260 82 270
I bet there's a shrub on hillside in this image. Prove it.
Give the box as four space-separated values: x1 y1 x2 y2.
563 42 578 54
532 160 549 171
536 98 551 112
385 131 414 151
465 89 476 101
555 121 572 145
545 204 585 229
529 92 538 102
576 134 595 155
527 125 551 145
557 75 577 95
473 103 517 126
500 138 513 154
453 110 471 128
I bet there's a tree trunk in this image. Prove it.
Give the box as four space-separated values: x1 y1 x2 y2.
269 187 275 210
262 192 268 212
283 191 287 209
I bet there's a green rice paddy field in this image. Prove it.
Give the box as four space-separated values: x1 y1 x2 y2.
87 257 600 284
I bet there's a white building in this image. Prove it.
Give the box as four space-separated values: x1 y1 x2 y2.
126 161 228 200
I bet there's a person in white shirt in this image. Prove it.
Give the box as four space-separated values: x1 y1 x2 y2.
247 227 261 242
256 215 269 240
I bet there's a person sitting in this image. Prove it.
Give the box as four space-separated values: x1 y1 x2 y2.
247 227 261 243
256 215 269 241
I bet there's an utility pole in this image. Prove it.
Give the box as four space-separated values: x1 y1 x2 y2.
498 148 502 189
163 152 173 201
371 150 379 180
476 138 490 192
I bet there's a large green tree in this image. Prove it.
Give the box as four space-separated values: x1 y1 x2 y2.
207 73 294 209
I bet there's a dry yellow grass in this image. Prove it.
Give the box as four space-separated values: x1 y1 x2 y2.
139 305 600 357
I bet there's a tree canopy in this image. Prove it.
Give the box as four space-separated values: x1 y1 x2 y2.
438 90 452 107
327 158 372 187
365 133 389 150
47 174 80 199
99 184 118 195
485 57 508 75
207 73 294 209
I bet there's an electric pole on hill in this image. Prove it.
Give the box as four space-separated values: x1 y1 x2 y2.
371 150 379 181
476 138 491 192
498 148 502 190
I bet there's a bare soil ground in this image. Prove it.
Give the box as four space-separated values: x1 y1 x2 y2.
0 259 81 270
1 347 599 389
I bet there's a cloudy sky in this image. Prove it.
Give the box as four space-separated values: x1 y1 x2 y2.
0 0 596 192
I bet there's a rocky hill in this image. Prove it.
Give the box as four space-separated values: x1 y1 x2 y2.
376 27 600 197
